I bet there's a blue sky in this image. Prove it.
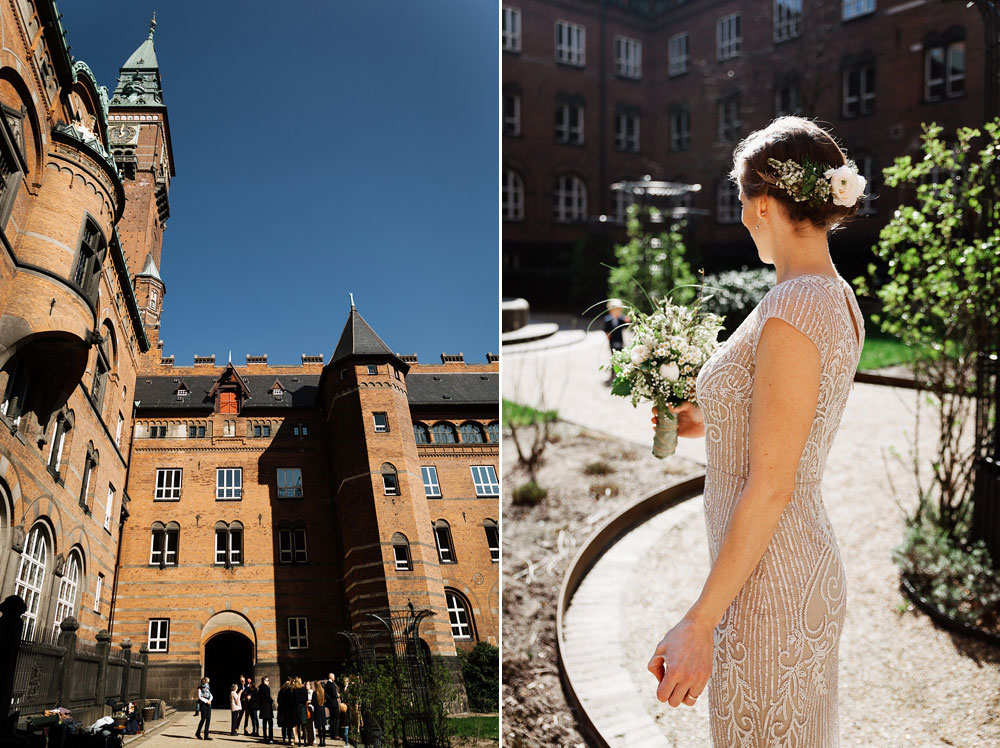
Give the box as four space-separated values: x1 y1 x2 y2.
59 1 499 365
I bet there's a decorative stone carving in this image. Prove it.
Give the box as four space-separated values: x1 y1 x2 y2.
53 552 65 577
11 524 25 552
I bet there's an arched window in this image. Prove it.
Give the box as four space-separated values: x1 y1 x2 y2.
0 356 34 427
431 422 457 445
150 522 179 567
79 445 98 512
502 169 524 221
392 532 412 571
91 334 111 412
553 173 587 223
445 589 474 640
46 410 73 477
214 521 242 567
459 422 485 444
486 421 499 443
381 463 399 496
14 526 49 640
434 520 456 563
413 422 430 444
52 550 82 636
72 220 107 300
484 519 499 563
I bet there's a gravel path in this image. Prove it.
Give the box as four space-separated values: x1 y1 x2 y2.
504 333 1000 747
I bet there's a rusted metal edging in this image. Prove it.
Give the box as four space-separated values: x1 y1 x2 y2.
555 474 705 748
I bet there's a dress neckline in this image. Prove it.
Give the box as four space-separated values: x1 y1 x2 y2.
774 273 844 287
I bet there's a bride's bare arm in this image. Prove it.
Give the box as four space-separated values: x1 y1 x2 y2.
647 315 821 705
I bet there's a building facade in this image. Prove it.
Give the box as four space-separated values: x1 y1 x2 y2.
1 1 499 712
503 0 985 305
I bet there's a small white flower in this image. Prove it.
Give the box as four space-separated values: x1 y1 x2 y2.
824 165 867 207
631 345 650 365
660 362 680 381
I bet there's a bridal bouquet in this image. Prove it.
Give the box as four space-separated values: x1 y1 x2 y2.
607 294 724 458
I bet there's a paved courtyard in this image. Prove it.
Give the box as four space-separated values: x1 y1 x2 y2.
129 711 348 748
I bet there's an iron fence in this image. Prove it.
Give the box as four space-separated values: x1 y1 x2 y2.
11 636 64 717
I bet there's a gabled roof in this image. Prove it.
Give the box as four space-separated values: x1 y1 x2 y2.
135 374 321 410
330 306 408 371
206 362 252 399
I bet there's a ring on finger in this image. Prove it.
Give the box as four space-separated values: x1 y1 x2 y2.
682 694 697 704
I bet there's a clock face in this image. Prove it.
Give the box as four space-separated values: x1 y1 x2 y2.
110 124 138 143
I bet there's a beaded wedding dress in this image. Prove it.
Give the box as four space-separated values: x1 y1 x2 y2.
694 274 865 747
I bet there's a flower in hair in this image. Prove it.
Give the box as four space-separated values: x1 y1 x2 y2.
764 157 866 208
824 164 867 207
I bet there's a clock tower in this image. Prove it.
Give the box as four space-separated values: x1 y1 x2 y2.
108 15 175 292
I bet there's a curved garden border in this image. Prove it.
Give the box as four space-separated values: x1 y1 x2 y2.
899 574 1000 647
555 474 705 748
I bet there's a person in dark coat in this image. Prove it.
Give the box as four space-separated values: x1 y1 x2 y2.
321 673 340 738
242 677 259 736
277 679 294 745
258 676 275 744
291 677 308 746
195 676 213 740
309 681 327 747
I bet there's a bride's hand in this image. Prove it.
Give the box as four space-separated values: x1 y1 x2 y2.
652 402 705 438
646 618 714 707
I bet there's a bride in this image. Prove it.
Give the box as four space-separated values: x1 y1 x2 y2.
646 116 866 747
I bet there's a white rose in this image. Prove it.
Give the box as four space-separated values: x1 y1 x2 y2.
630 345 649 366
659 362 680 381
824 165 867 207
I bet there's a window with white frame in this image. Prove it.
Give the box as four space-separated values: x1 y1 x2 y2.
382 463 399 496
288 617 309 649
216 468 242 500
555 20 585 66
471 465 500 497
47 414 69 475
842 0 875 21
149 522 179 567
716 13 741 61
502 169 524 222
155 468 182 500
614 36 641 78
856 154 877 216
612 184 637 224
148 619 169 652
52 552 80 637
668 33 689 76
373 412 389 433
484 520 500 562
434 520 455 563
503 92 521 137
367 364 378 375
14 527 47 639
446 590 473 639
502 6 521 52
670 107 690 151
614 110 640 152
774 0 802 42
115 413 123 447
278 528 307 564
717 179 742 223
214 522 243 566
94 573 104 614
277 467 303 498
925 41 965 101
422 466 442 497
79 449 96 511
555 102 584 145
149 287 158 310
392 533 412 571
718 95 741 142
104 485 115 530
486 421 499 443
776 81 802 116
553 174 586 223
843 64 875 117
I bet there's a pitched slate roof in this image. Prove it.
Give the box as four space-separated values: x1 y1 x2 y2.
405 372 499 406
134 374 321 410
330 307 408 370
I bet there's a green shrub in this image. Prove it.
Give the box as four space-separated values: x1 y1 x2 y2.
457 643 499 713
700 266 777 333
511 481 547 506
583 461 614 476
502 400 558 427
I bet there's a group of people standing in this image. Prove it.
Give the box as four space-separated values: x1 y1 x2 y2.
194 672 361 746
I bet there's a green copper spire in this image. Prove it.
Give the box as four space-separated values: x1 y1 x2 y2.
110 14 164 107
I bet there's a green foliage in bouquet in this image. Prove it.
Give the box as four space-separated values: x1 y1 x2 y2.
855 120 999 540
608 203 697 313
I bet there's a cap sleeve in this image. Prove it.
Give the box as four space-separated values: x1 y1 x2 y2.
753 279 831 368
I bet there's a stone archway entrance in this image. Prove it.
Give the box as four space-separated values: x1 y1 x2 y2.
204 632 254 708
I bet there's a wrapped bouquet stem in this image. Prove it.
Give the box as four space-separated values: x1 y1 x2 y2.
606 292 723 459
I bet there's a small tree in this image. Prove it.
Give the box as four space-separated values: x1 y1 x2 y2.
457 643 499 713
503 400 558 483
607 203 697 312
854 120 1000 538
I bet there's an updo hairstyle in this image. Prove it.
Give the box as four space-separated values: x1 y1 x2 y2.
729 116 858 230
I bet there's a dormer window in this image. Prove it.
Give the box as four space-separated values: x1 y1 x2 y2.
270 380 284 400
218 391 238 414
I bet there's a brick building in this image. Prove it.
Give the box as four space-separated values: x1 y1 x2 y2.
502 0 985 306
0 1 499 712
